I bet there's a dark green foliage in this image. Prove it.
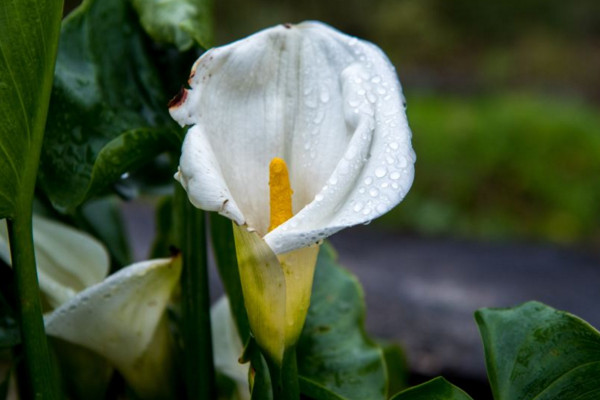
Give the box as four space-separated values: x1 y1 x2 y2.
390 377 473 400
297 244 387 400
476 301 600 400
40 0 181 212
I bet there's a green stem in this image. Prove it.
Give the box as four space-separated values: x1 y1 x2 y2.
8 210 60 399
265 347 300 400
177 187 216 399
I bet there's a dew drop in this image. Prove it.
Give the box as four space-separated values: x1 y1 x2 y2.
348 97 361 107
353 202 363 212
313 109 325 124
369 188 379 197
320 90 330 103
399 156 408 168
364 177 373 185
390 171 401 180
371 76 381 83
389 142 399 150
314 194 324 202
367 92 377 103
375 167 387 178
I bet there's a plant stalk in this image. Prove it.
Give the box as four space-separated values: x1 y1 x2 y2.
265 347 300 400
177 187 216 399
8 210 60 399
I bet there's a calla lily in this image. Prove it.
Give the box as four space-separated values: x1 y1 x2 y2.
211 296 250 400
0 215 109 308
170 21 414 364
45 256 182 399
170 21 414 254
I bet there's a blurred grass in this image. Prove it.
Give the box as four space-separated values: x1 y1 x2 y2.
377 93 600 243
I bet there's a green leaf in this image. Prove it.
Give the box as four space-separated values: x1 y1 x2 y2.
297 243 387 400
40 0 180 212
0 0 62 219
476 301 600 400
389 377 473 400
131 0 214 50
210 214 251 343
381 341 409 395
77 196 132 268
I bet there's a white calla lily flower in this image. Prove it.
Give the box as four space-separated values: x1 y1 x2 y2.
45 256 182 399
170 21 414 366
169 21 415 255
0 215 109 308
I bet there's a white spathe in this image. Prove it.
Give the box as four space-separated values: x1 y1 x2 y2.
0 215 109 308
211 296 250 400
45 257 182 399
170 21 415 254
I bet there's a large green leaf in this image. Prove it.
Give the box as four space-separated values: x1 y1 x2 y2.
131 0 213 50
39 0 180 212
297 244 387 400
476 301 600 400
0 0 62 218
389 377 473 400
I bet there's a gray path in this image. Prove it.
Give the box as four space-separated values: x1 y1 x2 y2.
330 227 600 379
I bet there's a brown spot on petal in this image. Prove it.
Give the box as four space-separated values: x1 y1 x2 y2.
283 23 292 29
168 87 188 109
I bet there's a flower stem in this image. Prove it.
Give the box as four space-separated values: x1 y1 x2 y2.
265 347 300 400
7 210 60 399
177 187 216 399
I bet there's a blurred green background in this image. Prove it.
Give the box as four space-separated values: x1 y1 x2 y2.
215 0 600 244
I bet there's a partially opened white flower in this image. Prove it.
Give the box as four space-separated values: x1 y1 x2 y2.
170 21 414 365
170 21 415 255
0 215 109 308
45 256 182 399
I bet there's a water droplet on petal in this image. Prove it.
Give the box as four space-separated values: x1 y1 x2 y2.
364 177 373 185
390 171 401 180
375 167 387 178
369 188 379 197
314 194 324 202
367 92 377 103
